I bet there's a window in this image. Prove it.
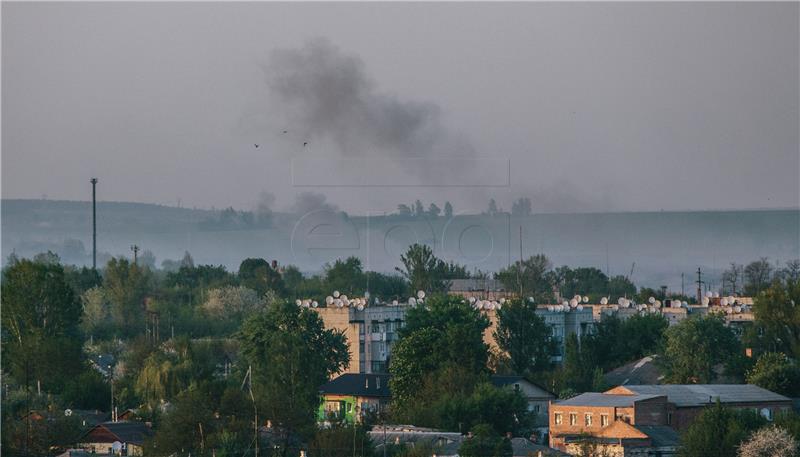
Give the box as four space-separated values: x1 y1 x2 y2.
569 413 578 426
760 408 773 421
554 413 563 425
667 412 673 425
585 414 593 426
600 414 609 427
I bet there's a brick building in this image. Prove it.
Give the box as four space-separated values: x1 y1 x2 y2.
549 384 792 455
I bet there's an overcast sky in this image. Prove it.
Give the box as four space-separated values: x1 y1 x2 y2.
3 2 798 214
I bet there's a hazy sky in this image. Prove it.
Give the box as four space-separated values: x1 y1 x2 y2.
3 2 798 214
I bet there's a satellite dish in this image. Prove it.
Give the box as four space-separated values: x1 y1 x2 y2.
702 297 710 306
648 297 656 304
577 305 584 311
417 290 426 299
485 302 495 310
720 297 729 306
562 300 569 307
496 303 502 310
617 297 625 306
295 299 302 306
341 295 348 302
528 296 535 303
499 298 506 304
682 301 688 307
335 299 343 308
734 305 742 313
469 297 476 304
333 290 340 298
706 291 713 298
392 300 399 306
547 305 554 311
325 296 334 305
582 296 589 303
357 304 364 311
409 297 417 306
569 298 578 308
600 297 608 305
713 292 720 298
64 409 73 416
312 301 319 308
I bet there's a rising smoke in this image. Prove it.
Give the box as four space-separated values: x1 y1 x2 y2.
266 38 471 158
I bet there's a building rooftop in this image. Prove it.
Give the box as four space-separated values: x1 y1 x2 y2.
635 425 680 448
555 392 662 407
80 421 152 446
611 384 791 407
449 278 506 292
603 355 665 386
319 373 391 398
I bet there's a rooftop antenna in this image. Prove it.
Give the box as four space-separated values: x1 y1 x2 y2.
695 267 705 305
90 178 98 270
130 245 140 265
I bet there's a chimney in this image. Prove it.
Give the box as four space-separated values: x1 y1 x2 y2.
271 260 278 270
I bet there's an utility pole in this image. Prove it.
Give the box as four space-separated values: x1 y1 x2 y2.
130 245 139 265
518 226 524 298
91 178 98 270
681 272 685 296
695 267 705 304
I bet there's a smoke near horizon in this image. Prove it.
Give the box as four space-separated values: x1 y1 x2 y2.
2 2 798 214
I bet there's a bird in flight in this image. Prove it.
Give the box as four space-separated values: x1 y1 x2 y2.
282 130 288 134
254 144 260 148
303 142 308 147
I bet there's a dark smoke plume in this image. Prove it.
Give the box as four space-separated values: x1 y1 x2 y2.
266 38 469 158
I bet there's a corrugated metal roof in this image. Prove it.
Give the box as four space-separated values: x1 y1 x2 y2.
618 384 791 407
555 392 661 407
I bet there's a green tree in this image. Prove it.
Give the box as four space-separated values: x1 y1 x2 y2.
746 352 800 397
679 401 765 457
324 257 366 296
80 286 110 334
660 314 742 383
458 424 512 457
752 279 800 358
495 255 554 303
494 299 554 376
395 244 450 294
444 201 453 218
307 423 374 457
238 300 350 451
1 258 85 391
150 387 217 456
563 333 593 393
104 257 151 330
744 257 775 296
238 257 285 296
556 267 609 301
2 258 82 341
738 426 798 457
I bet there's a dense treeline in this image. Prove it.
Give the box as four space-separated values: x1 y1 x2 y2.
2 247 800 457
